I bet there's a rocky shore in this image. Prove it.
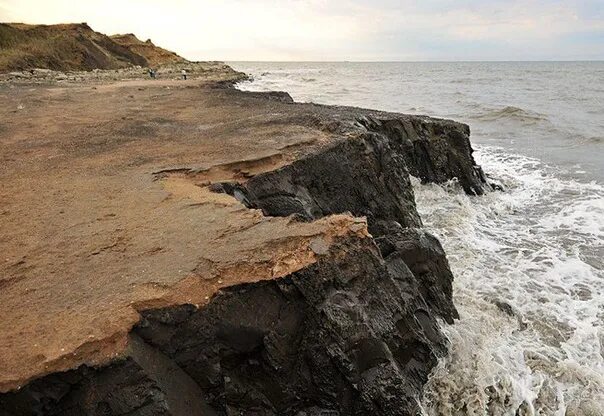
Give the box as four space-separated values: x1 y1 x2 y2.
0 65 489 415
0 61 247 84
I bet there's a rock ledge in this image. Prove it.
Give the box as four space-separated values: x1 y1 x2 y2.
0 73 488 415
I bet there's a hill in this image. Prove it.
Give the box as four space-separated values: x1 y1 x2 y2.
110 33 185 67
0 23 187 72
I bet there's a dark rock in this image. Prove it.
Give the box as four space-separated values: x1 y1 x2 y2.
217 111 491 235
0 335 218 416
135 238 451 415
0 359 170 416
376 228 459 324
224 132 422 233
493 300 528 330
356 115 487 195
0 89 489 415
244 91 295 103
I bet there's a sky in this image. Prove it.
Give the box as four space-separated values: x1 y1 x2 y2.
1 0 603 61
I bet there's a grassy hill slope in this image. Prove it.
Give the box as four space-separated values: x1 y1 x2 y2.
0 23 187 72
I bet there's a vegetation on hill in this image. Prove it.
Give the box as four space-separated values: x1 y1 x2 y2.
0 23 187 72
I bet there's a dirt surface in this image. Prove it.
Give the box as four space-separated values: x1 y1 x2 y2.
0 77 370 392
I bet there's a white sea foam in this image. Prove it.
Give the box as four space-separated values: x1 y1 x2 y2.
231 61 604 415
416 146 604 415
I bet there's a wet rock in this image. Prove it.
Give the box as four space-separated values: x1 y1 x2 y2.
494 299 516 316
230 132 422 232
357 115 488 195
376 228 458 323
244 91 294 103
134 238 450 415
493 299 528 330
0 359 170 416
0 334 219 416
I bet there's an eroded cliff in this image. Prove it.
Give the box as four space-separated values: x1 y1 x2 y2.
0 74 488 415
0 23 186 72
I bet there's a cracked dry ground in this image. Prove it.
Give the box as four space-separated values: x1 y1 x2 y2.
0 77 486 415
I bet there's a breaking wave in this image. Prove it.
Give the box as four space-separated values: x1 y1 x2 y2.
232 61 604 414
583 136 604 144
473 106 549 124
416 146 604 415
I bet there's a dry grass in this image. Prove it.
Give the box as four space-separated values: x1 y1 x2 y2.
0 32 82 71
0 23 184 72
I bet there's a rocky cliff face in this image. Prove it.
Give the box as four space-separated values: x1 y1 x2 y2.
0 237 457 416
0 77 488 415
134 236 452 416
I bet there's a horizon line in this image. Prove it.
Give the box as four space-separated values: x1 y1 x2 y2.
222 59 604 63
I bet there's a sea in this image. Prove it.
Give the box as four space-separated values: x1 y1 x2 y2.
230 61 604 415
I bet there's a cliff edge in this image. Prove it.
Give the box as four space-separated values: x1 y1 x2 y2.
0 68 489 415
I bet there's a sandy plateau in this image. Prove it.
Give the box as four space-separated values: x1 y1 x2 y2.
0 59 489 414
0 73 372 391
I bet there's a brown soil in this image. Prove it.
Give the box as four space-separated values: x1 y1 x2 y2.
111 34 186 67
0 76 369 392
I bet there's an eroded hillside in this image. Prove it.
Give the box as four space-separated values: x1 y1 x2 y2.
0 23 186 72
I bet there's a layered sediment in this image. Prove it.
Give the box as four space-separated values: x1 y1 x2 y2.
0 69 488 415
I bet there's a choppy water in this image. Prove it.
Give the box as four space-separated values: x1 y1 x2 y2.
230 62 604 415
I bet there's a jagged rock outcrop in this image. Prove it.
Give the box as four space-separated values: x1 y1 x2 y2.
215 131 421 232
0 236 455 416
0 358 171 416
0 72 488 415
376 228 459 324
135 237 451 415
356 116 487 195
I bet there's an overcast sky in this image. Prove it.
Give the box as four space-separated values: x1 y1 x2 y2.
1 0 603 61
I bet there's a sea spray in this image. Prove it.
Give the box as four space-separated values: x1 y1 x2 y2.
232 61 604 414
416 146 604 415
